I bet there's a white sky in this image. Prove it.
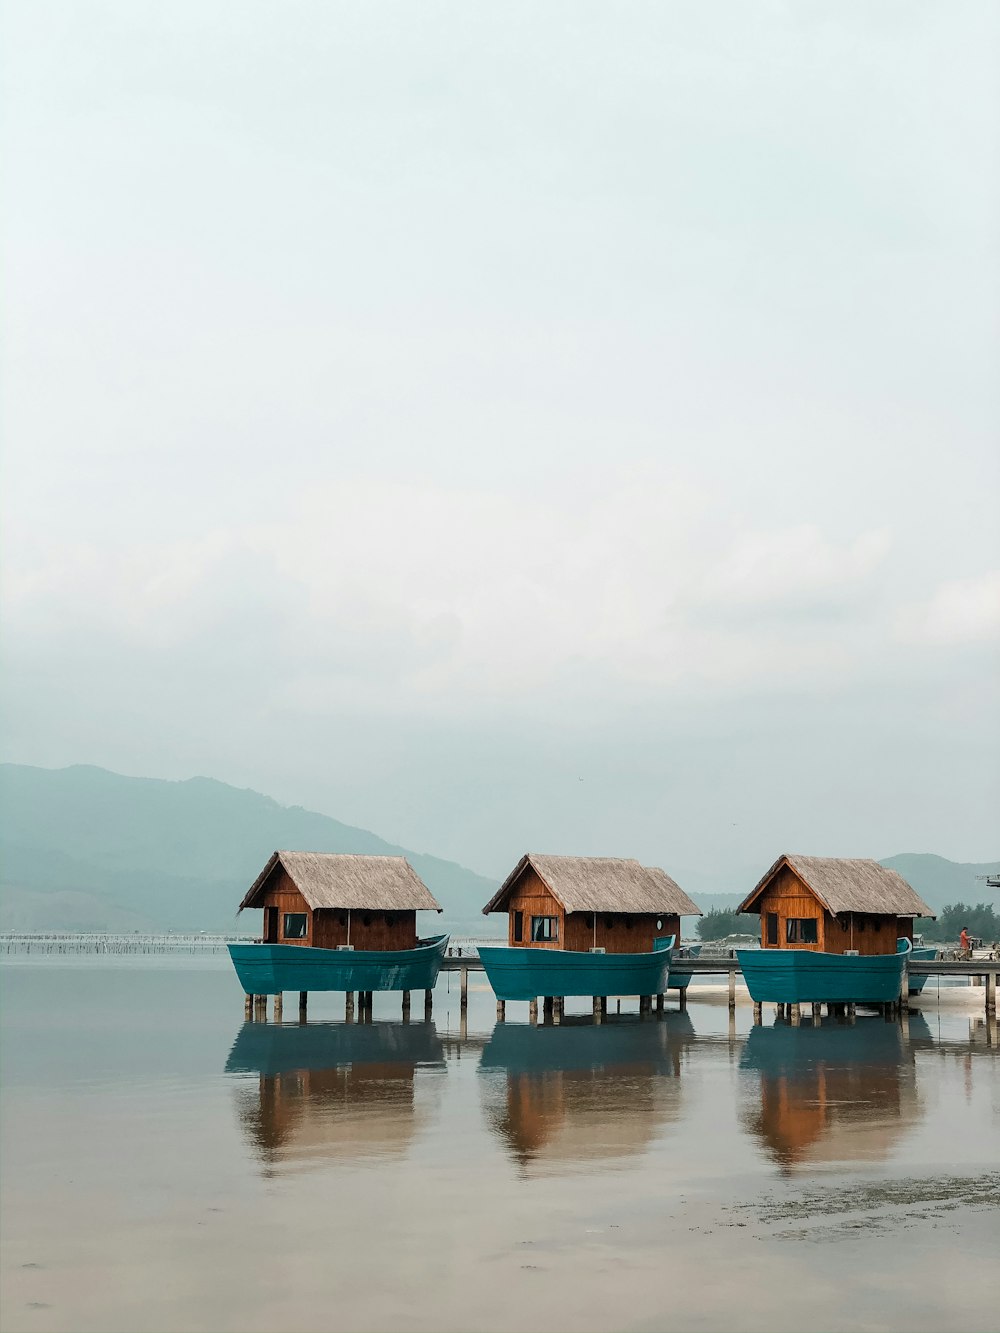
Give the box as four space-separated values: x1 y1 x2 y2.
3 1 998 887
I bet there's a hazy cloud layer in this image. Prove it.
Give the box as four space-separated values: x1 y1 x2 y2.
3 1 998 885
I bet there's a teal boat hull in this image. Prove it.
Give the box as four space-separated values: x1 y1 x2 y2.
908 946 938 995
477 942 672 1001
228 934 449 995
736 944 908 1005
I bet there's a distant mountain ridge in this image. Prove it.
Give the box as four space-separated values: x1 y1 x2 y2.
0 764 995 933
0 764 498 933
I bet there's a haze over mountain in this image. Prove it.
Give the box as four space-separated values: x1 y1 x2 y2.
1 764 994 934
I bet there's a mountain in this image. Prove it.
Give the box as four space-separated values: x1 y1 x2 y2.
878 853 999 917
0 764 499 934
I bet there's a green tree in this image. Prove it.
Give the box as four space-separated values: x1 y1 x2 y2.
916 902 1000 944
697 908 759 941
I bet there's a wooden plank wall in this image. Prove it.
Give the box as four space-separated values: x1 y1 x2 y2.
257 867 420 950
503 867 681 953
756 863 909 955
505 867 564 948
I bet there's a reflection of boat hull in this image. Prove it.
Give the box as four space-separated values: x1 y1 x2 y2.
225 1019 445 1076
736 947 906 1005
227 934 449 995
480 1012 694 1075
908 946 938 995
477 944 671 1001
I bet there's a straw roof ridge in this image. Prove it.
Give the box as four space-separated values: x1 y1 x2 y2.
482 853 700 916
239 850 442 913
737 854 934 918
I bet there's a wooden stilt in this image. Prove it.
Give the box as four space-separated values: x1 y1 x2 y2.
529 998 538 1024
728 967 737 1012
616 999 621 1015
593 995 602 1024
553 997 563 1025
811 1002 822 1022
656 993 664 1017
790 1002 801 1026
543 995 554 1018
299 991 307 1021
847 1002 857 1024
987 971 997 1019
775 1003 785 1020
600 996 608 1017
496 999 506 1022
273 992 283 1021
346 991 355 1021
460 967 469 1014
254 994 267 1021
424 988 433 1020
244 994 253 1021
402 990 411 1022
678 987 687 1011
753 1001 763 1025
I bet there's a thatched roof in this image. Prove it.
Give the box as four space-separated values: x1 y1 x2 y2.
482 853 700 916
737 855 934 919
238 851 441 913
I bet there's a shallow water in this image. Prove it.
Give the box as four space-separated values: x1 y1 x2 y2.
1 958 998 1333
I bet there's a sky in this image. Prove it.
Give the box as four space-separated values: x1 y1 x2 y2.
2 1 998 890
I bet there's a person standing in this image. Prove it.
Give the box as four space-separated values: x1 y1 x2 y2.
959 925 971 958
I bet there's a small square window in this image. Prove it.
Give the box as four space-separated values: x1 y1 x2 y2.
283 913 308 940
786 918 817 944
531 915 558 942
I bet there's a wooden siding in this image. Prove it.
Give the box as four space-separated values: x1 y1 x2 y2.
505 866 564 948
754 864 907 955
256 867 418 951
502 866 679 953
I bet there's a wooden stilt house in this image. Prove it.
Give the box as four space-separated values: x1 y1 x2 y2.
238 851 442 949
735 855 933 954
481 854 701 953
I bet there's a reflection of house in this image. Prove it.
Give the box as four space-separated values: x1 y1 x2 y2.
481 854 700 953
738 1018 926 1171
479 1018 694 1174
226 1022 444 1171
238 851 441 950
736 855 933 955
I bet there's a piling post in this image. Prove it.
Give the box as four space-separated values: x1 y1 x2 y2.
496 999 506 1022
424 988 433 1020
847 1003 856 1025
775 1003 785 1021
402 990 411 1022
753 1001 763 1025
529 998 539 1025
460 967 469 1015
254 994 267 1021
346 991 355 1022
273 992 283 1022
811 1002 822 1022
299 991 308 1022
601 996 608 1018
678 987 687 1011
656 993 664 1017
244 994 253 1021
728 967 737 1012
553 996 563 1025
593 996 603 1024
899 968 909 1015
543 996 554 1019
790 1002 801 1026
986 970 996 1019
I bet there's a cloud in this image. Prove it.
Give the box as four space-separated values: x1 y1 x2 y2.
901 570 1000 646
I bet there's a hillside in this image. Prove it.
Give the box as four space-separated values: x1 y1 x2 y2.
1 764 995 934
0 764 498 933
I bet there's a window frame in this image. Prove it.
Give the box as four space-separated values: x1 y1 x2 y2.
283 912 308 940
530 915 558 943
785 917 818 945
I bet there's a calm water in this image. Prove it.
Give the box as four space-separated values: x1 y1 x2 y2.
1 958 998 1333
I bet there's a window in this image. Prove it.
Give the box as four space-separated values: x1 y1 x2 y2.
656 918 663 931
766 913 778 945
531 915 558 942
283 913 307 940
786 918 818 944
512 910 524 943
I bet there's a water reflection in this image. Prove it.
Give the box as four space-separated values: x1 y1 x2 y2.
479 1015 695 1175
226 1021 444 1174
738 1015 930 1172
